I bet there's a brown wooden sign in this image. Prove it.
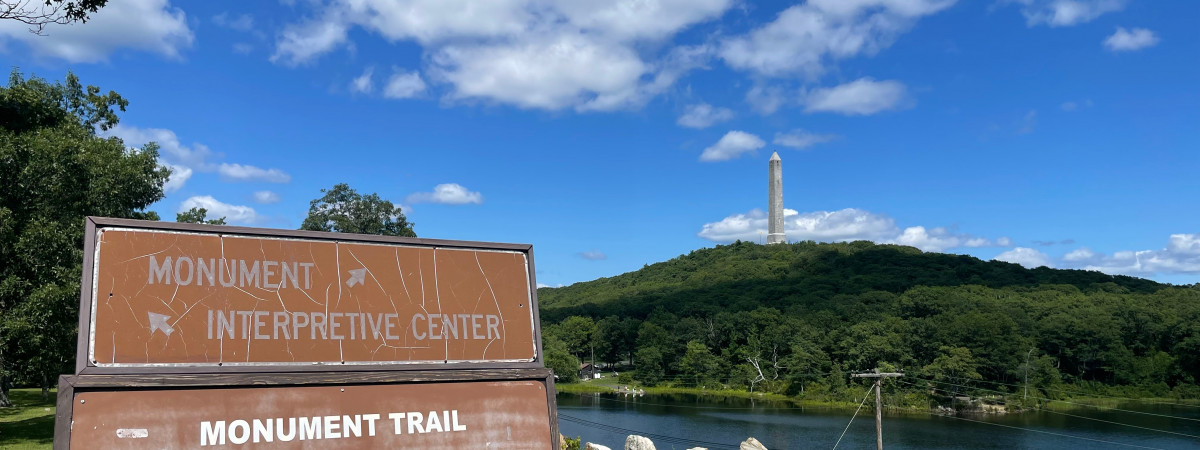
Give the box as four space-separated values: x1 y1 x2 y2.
58 371 556 449
79 218 540 370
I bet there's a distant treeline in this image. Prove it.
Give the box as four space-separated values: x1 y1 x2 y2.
538 241 1200 402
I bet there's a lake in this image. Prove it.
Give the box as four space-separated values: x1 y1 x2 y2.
556 392 1200 449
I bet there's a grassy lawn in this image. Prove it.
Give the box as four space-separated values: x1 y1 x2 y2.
0 389 55 450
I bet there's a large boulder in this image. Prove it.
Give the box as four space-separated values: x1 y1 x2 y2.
625 435 657 450
740 437 768 450
586 443 612 450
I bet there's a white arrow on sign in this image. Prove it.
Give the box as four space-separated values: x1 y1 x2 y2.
147 312 174 337
346 268 367 287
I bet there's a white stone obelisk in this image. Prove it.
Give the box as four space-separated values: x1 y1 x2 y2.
768 151 785 244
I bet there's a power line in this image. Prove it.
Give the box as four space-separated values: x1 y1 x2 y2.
832 386 874 450
851 370 905 450
906 376 1200 423
927 410 1167 450
896 379 1200 441
1035 407 1200 440
937 374 1200 409
558 413 736 449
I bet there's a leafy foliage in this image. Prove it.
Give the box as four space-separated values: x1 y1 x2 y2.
176 207 226 225
539 240 1200 401
543 334 580 383
300 183 415 237
0 70 167 405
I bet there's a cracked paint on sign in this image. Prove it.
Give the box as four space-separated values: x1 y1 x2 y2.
89 228 536 366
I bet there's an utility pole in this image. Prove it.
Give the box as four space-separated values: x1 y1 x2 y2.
852 369 904 450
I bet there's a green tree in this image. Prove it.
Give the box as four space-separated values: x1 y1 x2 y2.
593 316 622 366
300 183 415 237
783 335 831 395
0 70 168 406
556 316 597 360
921 346 982 397
176 207 226 225
633 346 665 386
543 334 580 383
679 340 721 388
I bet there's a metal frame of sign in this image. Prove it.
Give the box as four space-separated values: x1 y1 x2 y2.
75 217 547 375
53 368 560 450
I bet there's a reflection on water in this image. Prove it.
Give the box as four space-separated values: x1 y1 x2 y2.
556 392 1200 450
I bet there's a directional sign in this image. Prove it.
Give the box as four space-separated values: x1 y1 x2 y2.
66 379 554 448
85 225 538 368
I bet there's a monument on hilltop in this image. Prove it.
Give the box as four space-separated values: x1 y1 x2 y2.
768 152 785 244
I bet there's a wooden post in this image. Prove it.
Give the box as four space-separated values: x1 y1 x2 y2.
874 379 883 450
852 369 904 450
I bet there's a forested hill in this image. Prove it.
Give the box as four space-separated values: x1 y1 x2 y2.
539 240 1165 319
536 241 1200 397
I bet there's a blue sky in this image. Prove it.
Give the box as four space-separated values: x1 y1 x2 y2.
2 0 1197 286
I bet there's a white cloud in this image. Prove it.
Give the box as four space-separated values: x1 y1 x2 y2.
989 232 1200 277
803 78 911 115
253 191 281 204
0 0 193 63
112 127 201 192
383 70 426 99
552 0 733 42
578 250 607 261
213 12 254 32
217 163 292 183
1059 233 1200 276
273 0 732 110
1104 27 1159 52
789 209 900 242
405 183 483 205
232 43 254 55
351 67 374 94
1063 247 1097 262
699 207 1012 253
163 164 192 193
1018 109 1038 134
432 32 647 110
677 103 734 129
699 208 895 243
699 131 766 162
1012 0 1125 27
994 247 1052 268
773 130 837 150
896 226 1012 253
1060 99 1092 111
179 196 258 224
271 15 349 66
720 0 955 77
111 125 290 186
745 85 787 115
275 0 730 58
576 43 712 112
110 125 219 171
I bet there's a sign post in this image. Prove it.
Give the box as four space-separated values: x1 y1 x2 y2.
56 217 558 448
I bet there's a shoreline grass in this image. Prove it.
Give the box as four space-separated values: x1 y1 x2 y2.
554 381 1197 415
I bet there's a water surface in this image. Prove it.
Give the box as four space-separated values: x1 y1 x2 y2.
556 392 1200 449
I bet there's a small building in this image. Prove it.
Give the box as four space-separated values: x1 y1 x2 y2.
579 363 598 380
